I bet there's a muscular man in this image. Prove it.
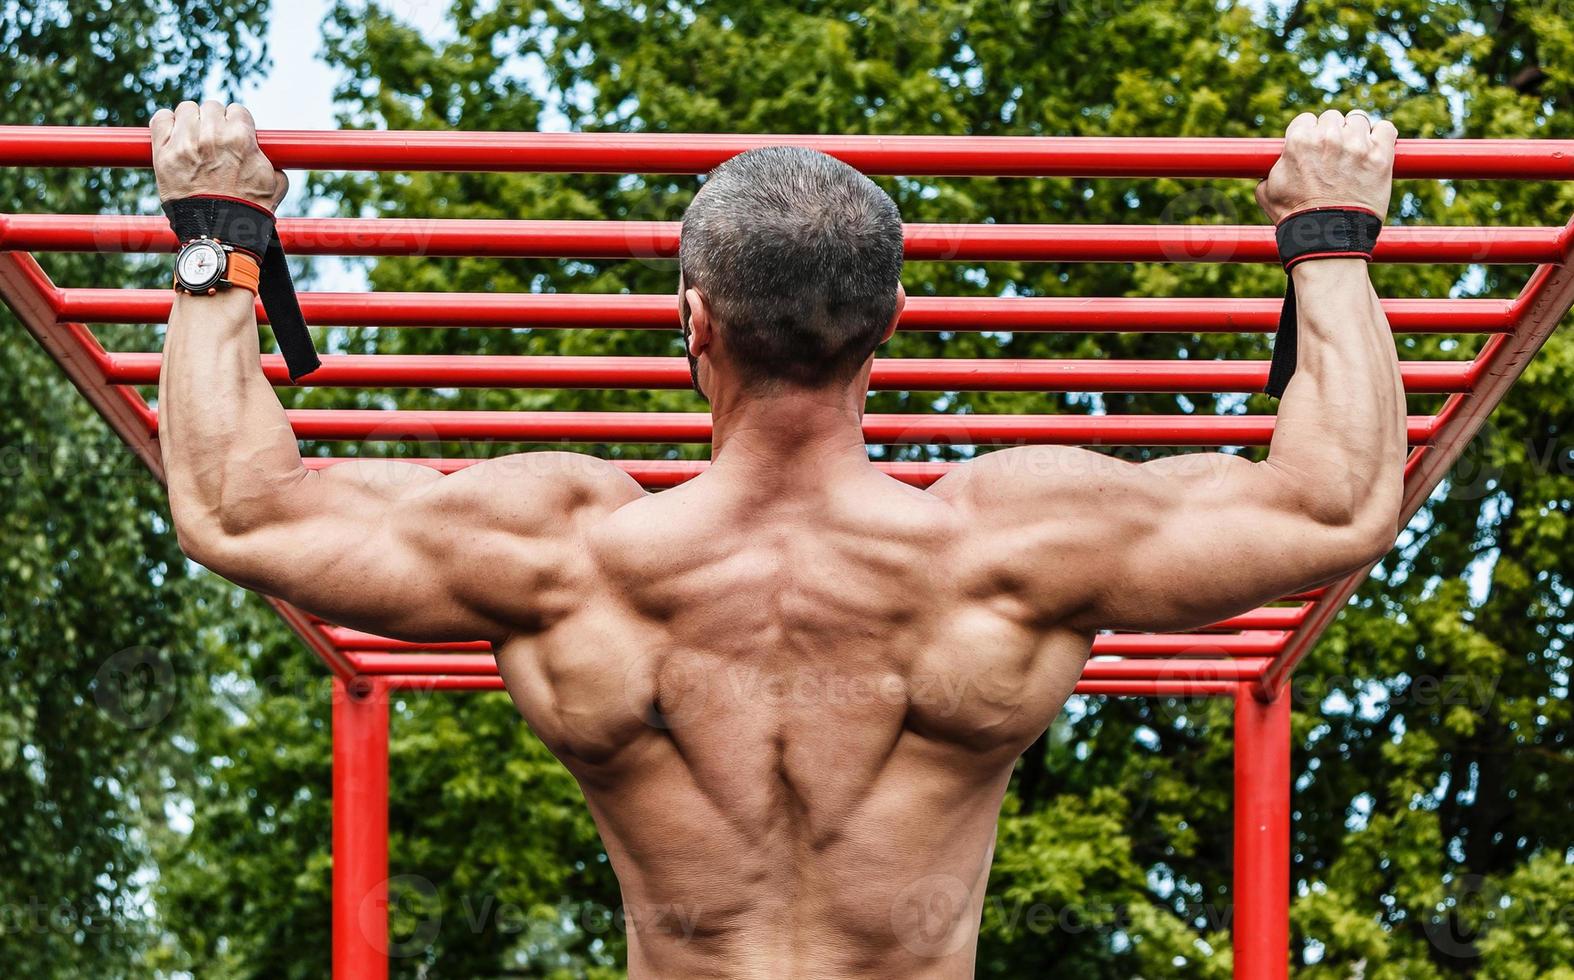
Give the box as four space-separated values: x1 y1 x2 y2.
151 101 1403 977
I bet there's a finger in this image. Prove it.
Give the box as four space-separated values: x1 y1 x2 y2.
1316 109 1345 140
149 108 175 146
1372 118 1399 146
1341 112 1373 153
199 99 227 138
226 103 256 130
224 103 259 152
172 100 199 140
1285 111 1318 140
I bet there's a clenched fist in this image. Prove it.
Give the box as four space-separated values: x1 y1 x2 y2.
149 101 287 210
1256 110 1397 223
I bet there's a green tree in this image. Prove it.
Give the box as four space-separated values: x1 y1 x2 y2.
0 2 271 976
14 0 1568 977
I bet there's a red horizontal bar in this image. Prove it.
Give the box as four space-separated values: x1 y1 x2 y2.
55 289 1519 334
325 629 1284 665
1096 632 1288 657
1201 606 1309 631
5 127 1573 179
380 674 508 692
355 653 1266 681
372 673 1238 697
327 629 487 653
149 408 1435 446
356 653 494 672
4 214 1560 265
100 352 1476 395
345 632 1282 670
1072 680 1239 697
1081 659 1268 681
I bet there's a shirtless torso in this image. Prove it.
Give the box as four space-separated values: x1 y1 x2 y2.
501 454 1090 977
148 100 1405 977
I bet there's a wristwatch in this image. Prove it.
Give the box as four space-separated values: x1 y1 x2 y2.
173 237 261 296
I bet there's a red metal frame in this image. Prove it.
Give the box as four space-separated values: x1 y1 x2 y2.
333 676 389 980
1234 687 1291 980
4 126 1570 178
48 288 1522 332
2 127 1570 979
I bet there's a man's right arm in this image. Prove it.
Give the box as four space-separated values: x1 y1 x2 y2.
150 101 645 645
931 110 1405 633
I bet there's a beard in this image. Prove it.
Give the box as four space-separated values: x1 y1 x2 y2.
686 347 705 402
679 284 707 403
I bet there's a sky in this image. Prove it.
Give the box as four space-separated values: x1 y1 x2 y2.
223 0 457 286
237 0 453 132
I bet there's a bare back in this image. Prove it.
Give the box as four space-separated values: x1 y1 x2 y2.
150 101 1404 980
496 465 1091 978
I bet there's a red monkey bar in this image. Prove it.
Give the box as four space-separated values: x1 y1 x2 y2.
3 125 1571 980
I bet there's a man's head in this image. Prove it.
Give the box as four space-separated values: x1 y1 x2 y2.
678 147 905 399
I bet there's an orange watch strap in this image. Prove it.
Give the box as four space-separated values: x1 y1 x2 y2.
226 250 261 295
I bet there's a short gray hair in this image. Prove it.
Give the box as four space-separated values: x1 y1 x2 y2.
679 147 904 388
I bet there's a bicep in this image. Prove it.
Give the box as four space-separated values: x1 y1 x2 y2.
1077 453 1361 632
203 454 639 644
945 448 1376 635
200 459 498 641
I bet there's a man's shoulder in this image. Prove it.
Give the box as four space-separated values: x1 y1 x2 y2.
410 453 646 540
926 445 1130 512
463 451 646 506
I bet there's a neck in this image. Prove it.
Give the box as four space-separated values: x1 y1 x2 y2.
707 379 871 484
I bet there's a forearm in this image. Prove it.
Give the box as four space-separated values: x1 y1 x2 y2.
159 289 307 556
1263 258 1405 536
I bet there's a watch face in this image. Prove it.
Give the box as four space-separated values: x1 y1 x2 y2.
176 240 225 291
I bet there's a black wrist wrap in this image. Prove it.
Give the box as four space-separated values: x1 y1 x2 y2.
163 196 320 382
1266 207 1382 398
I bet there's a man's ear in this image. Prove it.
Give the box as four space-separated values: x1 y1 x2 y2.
880 284 906 344
683 287 713 355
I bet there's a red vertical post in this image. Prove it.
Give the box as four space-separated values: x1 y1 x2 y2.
1233 685 1291 980
333 676 389 980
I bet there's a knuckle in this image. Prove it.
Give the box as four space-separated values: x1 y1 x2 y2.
1285 113 1317 136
